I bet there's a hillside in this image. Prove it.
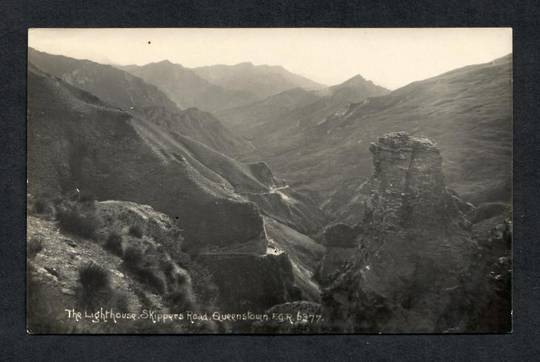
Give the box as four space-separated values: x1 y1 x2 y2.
26 43 512 334
119 61 258 112
242 55 512 220
216 87 322 129
221 74 389 137
28 48 252 158
28 63 332 332
193 62 325 100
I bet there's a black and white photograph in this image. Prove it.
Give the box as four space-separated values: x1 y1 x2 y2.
26 28 512 334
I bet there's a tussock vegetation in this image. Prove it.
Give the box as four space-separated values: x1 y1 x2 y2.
121 242 203 314
56 199 101 240
123 245 144 267
28 193 56 218
122 244 167 294
32 198 50 215
77 262 130 313
128 225 144 238
104 231 123 256
79 262 111 290
28 191 216 332
27 236 44 259
77 262 112 310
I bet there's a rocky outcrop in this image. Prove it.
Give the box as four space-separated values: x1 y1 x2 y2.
27 200 218 334
322 132 481 333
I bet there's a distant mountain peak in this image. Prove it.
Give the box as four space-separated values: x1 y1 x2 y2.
193 62 326 100
235 61 254 67
336 74 376 88
146 59 184 68
347 74 367 81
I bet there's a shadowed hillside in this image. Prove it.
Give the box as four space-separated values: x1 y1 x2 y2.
28 48 253 158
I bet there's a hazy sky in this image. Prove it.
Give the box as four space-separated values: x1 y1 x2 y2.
28 28 512 90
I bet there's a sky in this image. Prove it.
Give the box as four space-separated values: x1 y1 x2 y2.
28 28 512 90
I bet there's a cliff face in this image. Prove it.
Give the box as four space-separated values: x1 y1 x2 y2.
322 132 480 333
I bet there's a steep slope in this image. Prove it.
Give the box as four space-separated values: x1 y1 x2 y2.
193 62 325 100
28 48 252 158
28 65 327 246
28 48 178 113
244 55 512 219
27 65 259 249
28 65 330 331
119 61 258 112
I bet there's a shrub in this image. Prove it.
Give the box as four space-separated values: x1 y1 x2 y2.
123 246 144 269
177 258 218 309
122 245 166 294
29 194 56 217
79 262 111 291
166 286 195 311
104 232 123 256
33 198 49 215
57 205 100 240
135 267 167 294
27 237 44 259
112 292 130 313
128 225 144 238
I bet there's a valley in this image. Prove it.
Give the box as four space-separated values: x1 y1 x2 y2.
27 47 512 334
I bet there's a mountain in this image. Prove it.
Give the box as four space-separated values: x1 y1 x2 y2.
218 74 389 134
193 62 325 100
28 63 327 242
28 48 179 114
27 64 332 331
28 48 252 158
216 87 322 129
241 55 512 221
323 74 390 101
119 61 258 112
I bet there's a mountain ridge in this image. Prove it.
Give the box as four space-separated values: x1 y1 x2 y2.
117 60 258 112
217 74 389 132
28 48 254 158
193 62 326 100
238 54 512 222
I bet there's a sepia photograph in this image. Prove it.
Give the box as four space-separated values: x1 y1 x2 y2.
26 28 512 334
